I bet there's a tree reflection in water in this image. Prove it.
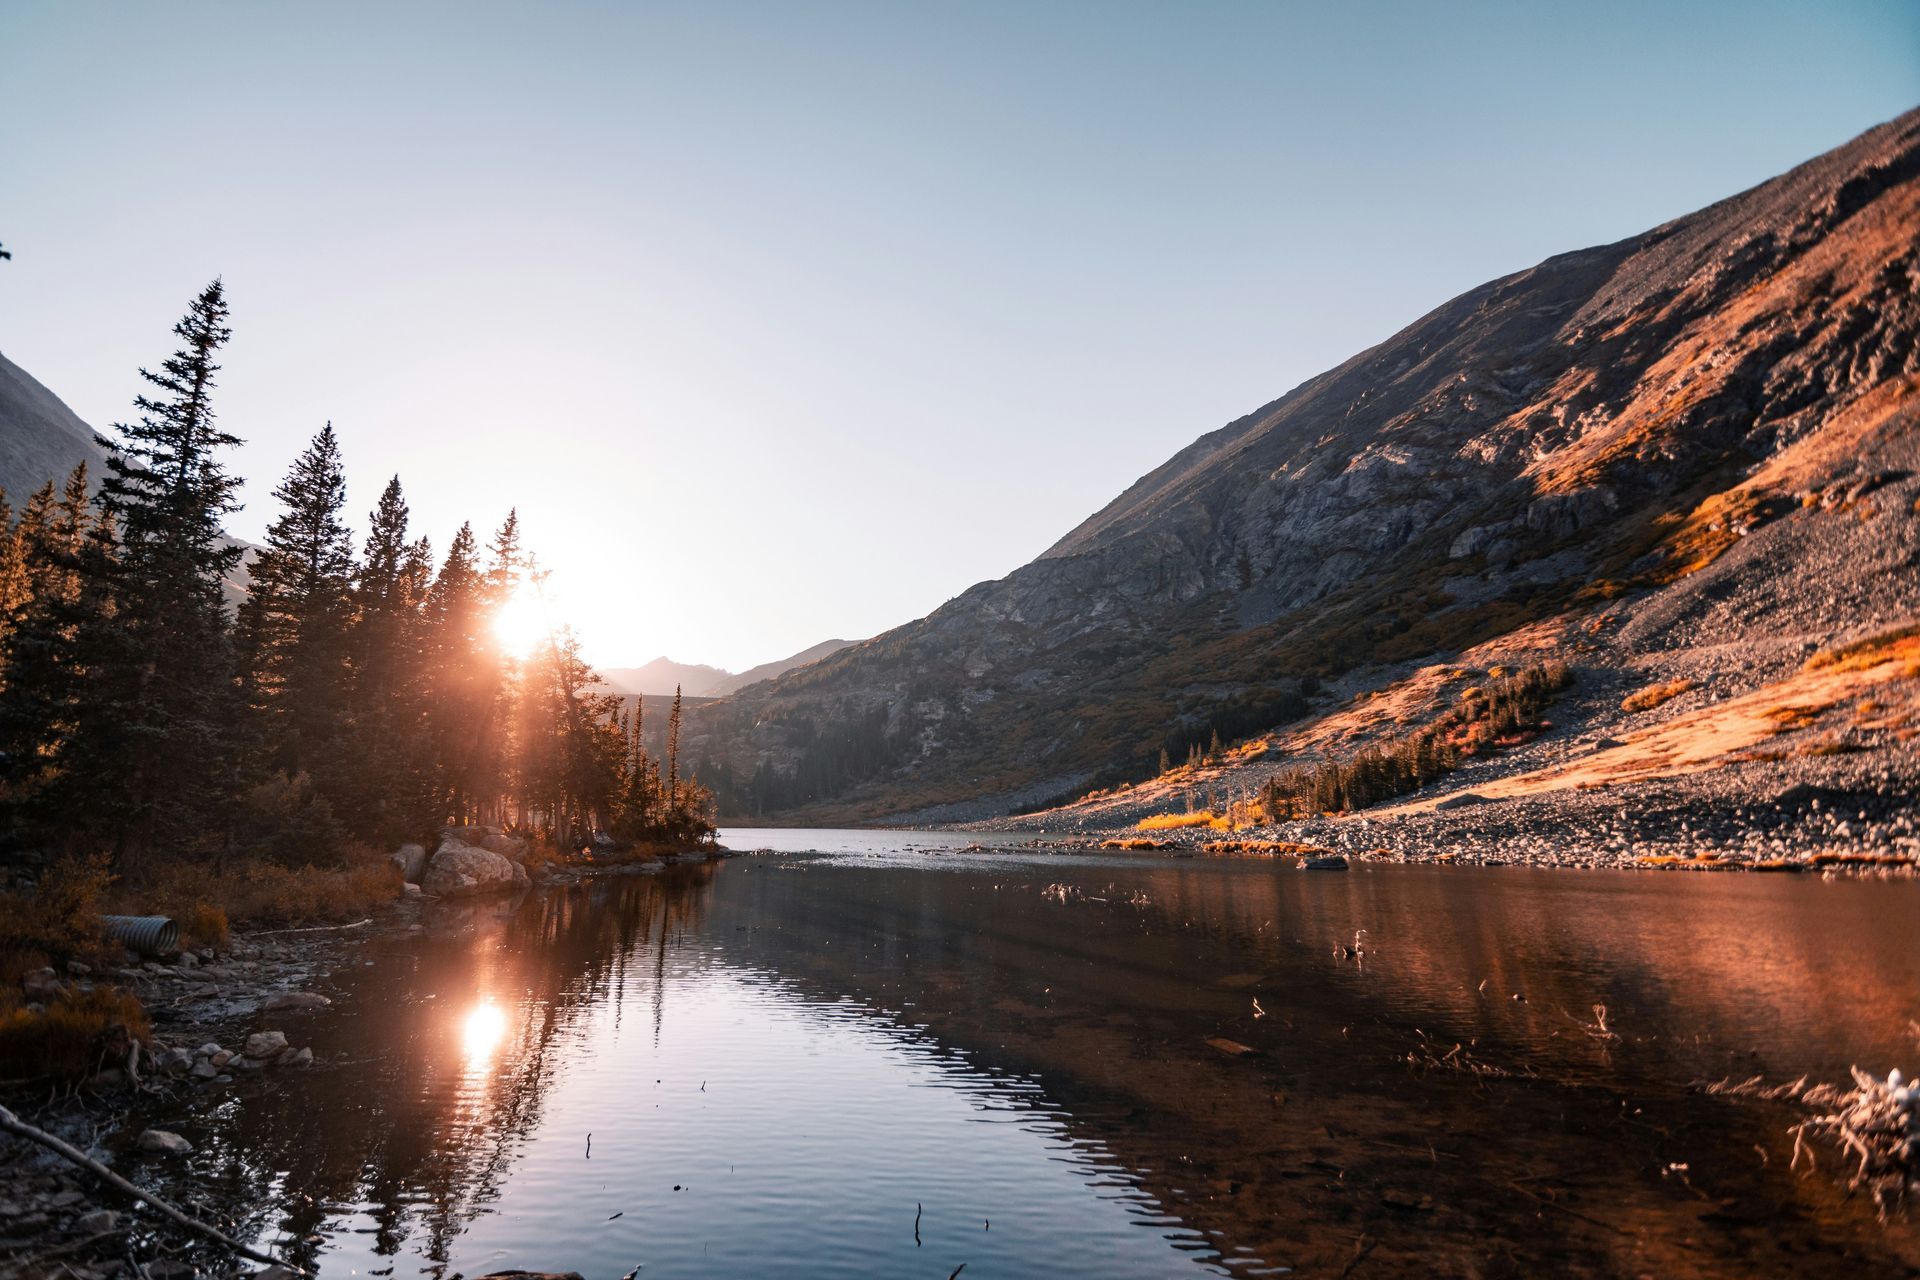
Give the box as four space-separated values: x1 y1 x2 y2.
179 865 719 1276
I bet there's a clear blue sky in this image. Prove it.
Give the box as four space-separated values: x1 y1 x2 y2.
2 1 1915 670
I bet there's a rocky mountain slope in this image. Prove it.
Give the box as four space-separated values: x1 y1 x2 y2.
684 109 1920 824
0 349 109 501
711 639 858 697
1 349 257 600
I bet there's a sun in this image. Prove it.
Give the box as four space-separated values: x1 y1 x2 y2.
492 582 552 657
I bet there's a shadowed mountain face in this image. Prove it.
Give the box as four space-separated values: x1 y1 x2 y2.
0 349 258 600
687 108 1920 821
0 349 109 501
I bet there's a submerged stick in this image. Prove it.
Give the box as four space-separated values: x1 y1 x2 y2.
0 1104 303 1274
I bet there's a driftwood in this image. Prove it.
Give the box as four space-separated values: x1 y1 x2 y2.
0 1103 304 1274
244 917 372 938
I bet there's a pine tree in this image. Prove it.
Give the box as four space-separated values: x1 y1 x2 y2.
424 522 499 824
666 683 683 801
70 281 246 868
345 477 434 838
0 473 112 837
239 424 356 782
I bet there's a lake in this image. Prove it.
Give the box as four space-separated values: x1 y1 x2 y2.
149 830 1920 1277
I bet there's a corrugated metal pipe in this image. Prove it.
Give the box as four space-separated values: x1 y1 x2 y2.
99 915 179 956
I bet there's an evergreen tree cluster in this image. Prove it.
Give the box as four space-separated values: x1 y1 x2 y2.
0 282 713 876
1259 661 1571 819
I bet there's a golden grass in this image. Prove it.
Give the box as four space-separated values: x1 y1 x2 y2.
1805 623 1920 674
1621 678 1697 713
1101 838 1174 850
1763 703 1827 734
1137 811 1226 832
116 858 403 931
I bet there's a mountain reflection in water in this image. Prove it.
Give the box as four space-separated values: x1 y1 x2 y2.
148 833 1920 1278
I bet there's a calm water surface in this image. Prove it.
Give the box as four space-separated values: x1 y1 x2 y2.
150 830 1920 1277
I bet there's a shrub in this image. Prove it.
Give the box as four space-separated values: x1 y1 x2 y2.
0 854 115 988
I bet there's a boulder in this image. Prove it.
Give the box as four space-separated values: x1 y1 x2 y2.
480 831 531 862
242 1030 288 1059
136 1129 192 1155
423 838 520 898
390 842 429 882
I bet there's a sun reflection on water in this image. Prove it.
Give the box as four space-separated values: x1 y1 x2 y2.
462 1000 508 1070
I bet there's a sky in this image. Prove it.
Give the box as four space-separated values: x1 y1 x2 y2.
2 1 1915 671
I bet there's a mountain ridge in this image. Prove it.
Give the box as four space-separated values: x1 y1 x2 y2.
685 106 1920 823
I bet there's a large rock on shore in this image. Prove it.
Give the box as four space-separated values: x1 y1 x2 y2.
389 842 428 882
444 825 532 863
423 838 519 898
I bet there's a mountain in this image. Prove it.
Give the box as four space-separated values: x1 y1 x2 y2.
710 639 858 696
686 107 1920 823
598 657 732 698
0 349 110 500
0 349 257 600
601 639 860 699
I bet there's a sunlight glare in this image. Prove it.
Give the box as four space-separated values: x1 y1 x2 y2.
492 584 551 657
461 1000 508 1069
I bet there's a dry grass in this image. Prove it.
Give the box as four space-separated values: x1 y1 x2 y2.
1621 678 1697 713
0 985 151 1083
1643 488 1786 584
1763 703 1828 734
1137 811 1227 832
1101 838 1174 850
1806 622 1920 675
115 857 403 932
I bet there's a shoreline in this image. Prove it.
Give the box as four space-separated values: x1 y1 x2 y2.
0 846 725 1280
